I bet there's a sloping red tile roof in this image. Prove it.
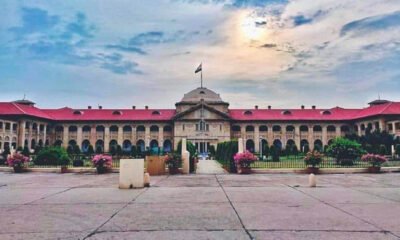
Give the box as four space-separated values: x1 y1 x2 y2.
0 101 399 122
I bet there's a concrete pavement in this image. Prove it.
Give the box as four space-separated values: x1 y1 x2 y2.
0 172 399 239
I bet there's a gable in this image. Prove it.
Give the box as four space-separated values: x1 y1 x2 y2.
173 103 231 121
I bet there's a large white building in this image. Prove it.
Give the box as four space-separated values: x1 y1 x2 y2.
0 87 399 154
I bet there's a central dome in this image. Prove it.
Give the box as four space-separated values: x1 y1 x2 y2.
180 87 224 103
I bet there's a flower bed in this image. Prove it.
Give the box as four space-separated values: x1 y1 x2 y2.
234 151 258 174
7 153 30 173
92 154 113 174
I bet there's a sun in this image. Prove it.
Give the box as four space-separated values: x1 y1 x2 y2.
240 16 264 41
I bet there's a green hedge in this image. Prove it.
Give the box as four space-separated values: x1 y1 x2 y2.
216 140 238 173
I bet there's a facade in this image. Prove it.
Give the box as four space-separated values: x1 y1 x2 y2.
0 88 400 154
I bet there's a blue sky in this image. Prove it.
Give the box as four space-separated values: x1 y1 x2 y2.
0 0 399 109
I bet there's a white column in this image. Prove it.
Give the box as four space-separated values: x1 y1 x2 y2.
117 125 123 145
254 125 260 152
104 126 110 152
62 125 69 148
77 126 82 149
43 125 47 146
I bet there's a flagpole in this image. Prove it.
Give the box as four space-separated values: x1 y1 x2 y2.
201 65 203 88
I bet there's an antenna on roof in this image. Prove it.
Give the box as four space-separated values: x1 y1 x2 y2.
378 93 381 100
23 94 26 100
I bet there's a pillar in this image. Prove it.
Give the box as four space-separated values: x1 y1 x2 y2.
43 125 47 146
281 124 286 149
117 125 123 145
90 125 96 147
62 125 69 148
104 126 110 152
308 125 314 150
322 125 327 146
77 126 83 149
295 125 300 148
145 125 150 148
335 125 341 137
158 126 164 147
28 122 33 149
267 124 273 146
18 121 26 148
254 125 260 152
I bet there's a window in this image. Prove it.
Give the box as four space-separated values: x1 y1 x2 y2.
5 123 10 130
112 111 122 115
199 91 205 94
282 110 291 115
152 111 161 115
321 110 331 115
73 110 83 115
243 110 253 115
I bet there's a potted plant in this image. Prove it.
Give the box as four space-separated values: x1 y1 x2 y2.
165 153 182 175
58 155 70 173
92 154 112 174
7 152 30 173
361 154 387 173
233 151 258 174
304 151 323 174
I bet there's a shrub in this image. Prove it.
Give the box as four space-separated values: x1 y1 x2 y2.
7 153 30 167
58 155 71 166
234 151 258 168
91 154 112 168
378 144 387 155
303 144 310 153
361 154 387 167
34 147 69 166
165 153 182 169
16 146 23 152
110 145 117 156
117 145 123 156
396 144 400 156
130 145 137 157
292 145 299 155
95 146 103 154
270 145 280 162
209 145 216 157
327 137 365 166
67 145 74 155
22 146 30 156
304 151 323 168
262 144 269 158
87 145 95 155
73 145 81 155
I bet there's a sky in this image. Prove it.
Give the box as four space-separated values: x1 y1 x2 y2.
0 0 399 109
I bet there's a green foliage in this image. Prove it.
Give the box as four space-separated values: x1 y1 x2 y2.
117 145 122 156
73 145 81 154
95 146 103 154
378 144 387 155
16 146 23 152
304 151 323 167
354 130 395 154
130 145 137 157
262 144 269 158
327 137 365 165
58 154 71 166
216 140 238 172
34 146 42 154
303 144 310 153
110 145 117 156
396 144 400 156
22 146 30 156
176 140 196 159
270 145 280 162
34 147 69 166
66 145 74 155
87 145 95 155
208 145 216 157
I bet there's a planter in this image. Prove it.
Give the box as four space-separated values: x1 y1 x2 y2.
306 167 319 174
368 166 381 173
168 167 180 175
13 165 24 173
60 166 68 174
96 166 108 174
237 165 252 174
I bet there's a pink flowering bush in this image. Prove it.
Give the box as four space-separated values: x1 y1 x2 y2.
234 151 258 168
91 154 112 169
361 154 387 167
7 153 30 167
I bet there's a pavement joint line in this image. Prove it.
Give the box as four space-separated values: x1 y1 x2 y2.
287 184 400 238
83 187 150 239
215 174 254 240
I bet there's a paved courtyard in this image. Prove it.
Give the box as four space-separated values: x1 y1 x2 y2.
0 172 399 240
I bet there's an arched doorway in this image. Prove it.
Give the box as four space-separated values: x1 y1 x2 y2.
163 139 172 153
82 140 91 153
273 139 282 150
95 140 104 153
314 139 323 152
300 139 309 153
122 140 132 153
246 139 255 153
136 140 145 154
150 140 159 154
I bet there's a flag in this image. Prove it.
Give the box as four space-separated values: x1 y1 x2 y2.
195 63 202 74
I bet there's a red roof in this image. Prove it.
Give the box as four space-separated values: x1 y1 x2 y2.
42 108 176 121
0 101 399 122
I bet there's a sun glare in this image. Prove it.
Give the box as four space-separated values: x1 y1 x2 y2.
240 16 264 41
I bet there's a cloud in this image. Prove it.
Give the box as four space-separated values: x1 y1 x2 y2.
105 44 147 55
259 43 277 48
8 7 60 37
341 11 400 36
292 15 312 26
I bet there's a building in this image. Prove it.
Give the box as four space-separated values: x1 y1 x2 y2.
0 87 399 154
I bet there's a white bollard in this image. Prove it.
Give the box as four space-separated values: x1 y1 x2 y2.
309 173 316 187
144 173 150 187
119 159 144 189
182 151 190 174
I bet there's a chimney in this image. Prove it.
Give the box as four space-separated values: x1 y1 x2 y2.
132 106 136 109
88 106 92 109
255 105 258 110
312 105 316 109
99 106 102 110
268 105 271 110
145 106 148 110
301 105 305 109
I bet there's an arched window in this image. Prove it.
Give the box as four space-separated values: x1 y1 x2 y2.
272 125 281 132
245 125 254 132
112 111 122 115
314 140 323 152
327 125 336 132
73 110 83 115
122 140 132 152
69 126 77 132
321 110 331 115
81 140 90 153
95 140 104 153
136 125 145 132
110 125 119 132
55 126 64 132
286 125 295 131
232 125 241 131
243 110 253 115
150 125 159 132
152 111 161 115
313 125 322 132
163 140 172 153
83 125 91 132
282 110 291 115
300 139 309 152
123 125 132 132
259 125 268 132
273 139 282 150
96 125 105 132
341 125 350 132
163 125 172 132
300 125 308 132
136 140 145 152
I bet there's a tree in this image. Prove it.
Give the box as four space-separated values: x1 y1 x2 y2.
96 146 103 154
73 145 81 155
326 137 365 166
87 145 95 155
262 144 270 158
303 144 310 153
396 144 400 157
117 145 123 156
379 144 387 155
66 145 74 155
130 145 137 157
34 147 69 166
270 145 280 162
110 145 117 156
209 145 216 157
22 146 30 156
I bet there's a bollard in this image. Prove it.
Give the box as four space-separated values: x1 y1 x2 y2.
119 159 144 189
144 173 150 187
309 173 316 187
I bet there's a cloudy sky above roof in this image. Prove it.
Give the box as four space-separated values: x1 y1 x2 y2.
0 0 399 109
